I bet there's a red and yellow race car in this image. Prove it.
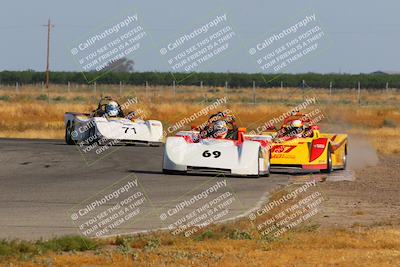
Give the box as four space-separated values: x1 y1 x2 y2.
260 113 347 173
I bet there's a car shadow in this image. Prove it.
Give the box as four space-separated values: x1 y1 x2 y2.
271 170 321 176
127 169 267 179
127 169 164 175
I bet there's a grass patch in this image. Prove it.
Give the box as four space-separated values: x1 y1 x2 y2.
4 228 399 266
229 229 252 240
194 230 215 241
382 118 397 128
72 95 86 102
52 96 67 102
0 95 11 101
143 239 160 251
38 235 99 252
36 94 49 101
0 236 100 260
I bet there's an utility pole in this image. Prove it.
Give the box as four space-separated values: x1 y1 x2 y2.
42 18 54 89
252 81 256 104
173 80 176 97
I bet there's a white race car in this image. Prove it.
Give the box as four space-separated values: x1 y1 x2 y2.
163 126 271 177
64 97 163 146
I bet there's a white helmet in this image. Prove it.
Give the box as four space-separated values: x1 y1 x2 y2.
106 101 119 117
291 119 303 128
214 120 228 138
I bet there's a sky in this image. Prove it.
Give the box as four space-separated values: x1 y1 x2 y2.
0 0 399 74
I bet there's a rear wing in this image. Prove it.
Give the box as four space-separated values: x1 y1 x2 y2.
320 133 347 144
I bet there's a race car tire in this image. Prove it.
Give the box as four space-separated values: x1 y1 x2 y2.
322 144 333 173
162 169 182 175
65 121 75 145
149 142 162 147
88 125 103 146
339 145 348 170
265 153 271 177
260 148 270 177
249 148 264 178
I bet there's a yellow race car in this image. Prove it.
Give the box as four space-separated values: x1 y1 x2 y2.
263 114 347 173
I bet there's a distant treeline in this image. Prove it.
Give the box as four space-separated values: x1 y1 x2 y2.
1 71 399 89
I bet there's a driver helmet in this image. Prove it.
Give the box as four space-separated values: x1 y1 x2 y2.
106 101 119 117
291 119 304 136
213 120 228 139
291 119 303 128
224 114 236 130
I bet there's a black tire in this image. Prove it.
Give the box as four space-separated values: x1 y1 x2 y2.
242 158 260 178
251 149 261 178
162 169 181 175
65 121 75 145
149 142 162 147
259 148 270 177
88 125 99 145
340 145 348 170
321 144 333 173
265 153 271 177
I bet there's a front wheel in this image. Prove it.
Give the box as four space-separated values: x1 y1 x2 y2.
65 121 75 145
321 145 333 173
149 142 162 147
162 169 182 175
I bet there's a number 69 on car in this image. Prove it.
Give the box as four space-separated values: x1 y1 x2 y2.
162 128 271 177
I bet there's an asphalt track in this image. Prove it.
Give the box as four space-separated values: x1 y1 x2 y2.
0 138 293 240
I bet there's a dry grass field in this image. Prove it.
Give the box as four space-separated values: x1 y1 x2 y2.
3 228 400 267
0 84 399 153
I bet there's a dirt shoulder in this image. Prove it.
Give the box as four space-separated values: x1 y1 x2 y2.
314 154 400 229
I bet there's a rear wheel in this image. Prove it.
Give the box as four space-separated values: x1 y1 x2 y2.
322 145 333 173
262 149 271 177
162 169 181 175
149 142 162 147
65 121 75 145
256 148 270 178
340 145 348 170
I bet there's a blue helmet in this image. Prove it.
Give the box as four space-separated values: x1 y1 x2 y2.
106 101 119 117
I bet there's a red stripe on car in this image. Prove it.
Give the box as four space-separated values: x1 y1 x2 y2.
309 138 328 162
